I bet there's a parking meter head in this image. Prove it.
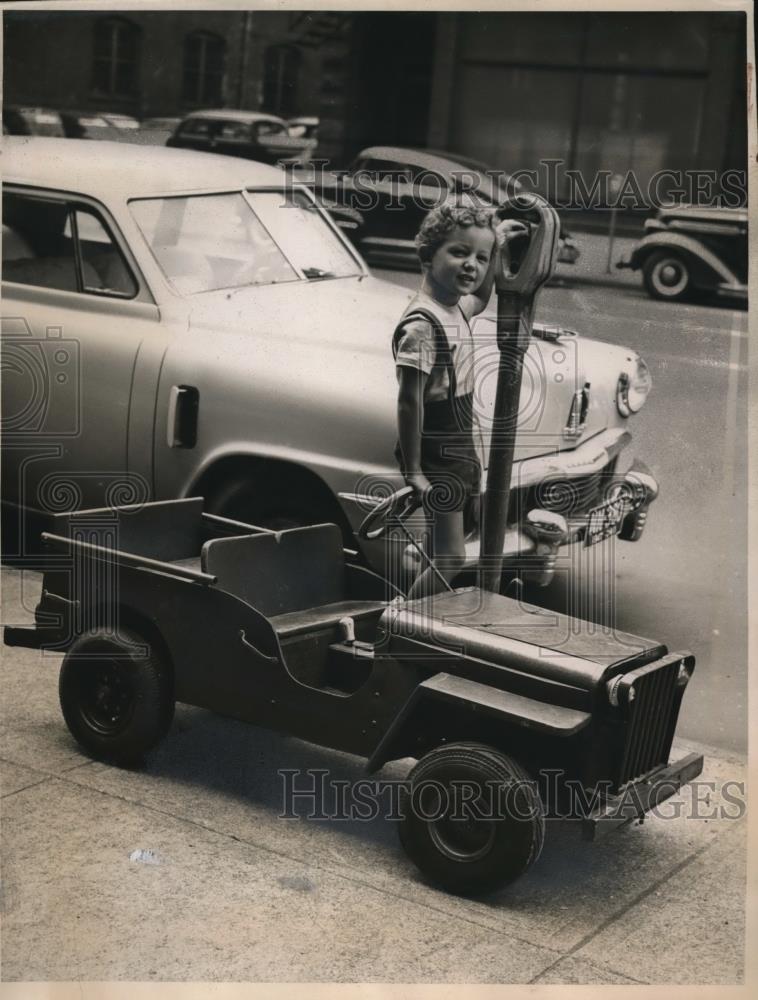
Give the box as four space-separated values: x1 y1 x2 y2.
494 192 561 296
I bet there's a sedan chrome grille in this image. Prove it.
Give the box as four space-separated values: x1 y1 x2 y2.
509 460 616 524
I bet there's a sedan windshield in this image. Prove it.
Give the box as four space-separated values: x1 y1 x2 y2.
129 189 360 294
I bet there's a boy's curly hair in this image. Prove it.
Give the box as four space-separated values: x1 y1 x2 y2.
415 201 494 264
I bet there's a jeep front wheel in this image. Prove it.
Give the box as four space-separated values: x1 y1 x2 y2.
399 742 544 895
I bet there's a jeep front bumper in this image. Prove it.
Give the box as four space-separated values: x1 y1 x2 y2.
581 751 705 841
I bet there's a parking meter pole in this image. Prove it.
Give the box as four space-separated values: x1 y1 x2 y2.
480 196 560 594
480 293 533 593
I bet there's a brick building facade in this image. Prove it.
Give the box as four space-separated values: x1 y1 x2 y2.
4 9 747 191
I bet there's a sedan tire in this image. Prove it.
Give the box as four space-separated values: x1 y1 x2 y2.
642 251 692 301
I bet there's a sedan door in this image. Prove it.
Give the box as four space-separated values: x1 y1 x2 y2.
1 188 163 525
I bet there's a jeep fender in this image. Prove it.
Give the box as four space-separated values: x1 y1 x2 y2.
367 672 591 772
629 232 738 287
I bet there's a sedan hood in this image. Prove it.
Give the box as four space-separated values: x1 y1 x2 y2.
181 276 630 465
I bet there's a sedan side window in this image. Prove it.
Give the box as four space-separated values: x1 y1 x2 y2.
2 192 137 297
71 210 138 296
178 119 211 138
219 121 248 140
255 121 286 138
359 159 412 184
407 165 448 190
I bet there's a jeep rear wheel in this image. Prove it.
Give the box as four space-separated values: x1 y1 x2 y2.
399 742 544 896
642 251 691 301
59 627 174 765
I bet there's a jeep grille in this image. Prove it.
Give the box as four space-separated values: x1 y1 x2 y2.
615 653 689 788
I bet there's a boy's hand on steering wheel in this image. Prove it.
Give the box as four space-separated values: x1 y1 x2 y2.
405 472 433 505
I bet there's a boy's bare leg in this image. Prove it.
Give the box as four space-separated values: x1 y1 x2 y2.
406 510 465 600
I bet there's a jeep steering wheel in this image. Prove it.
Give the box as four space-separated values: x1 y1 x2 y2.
358 486 422 540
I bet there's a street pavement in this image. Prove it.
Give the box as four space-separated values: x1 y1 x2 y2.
1 230 749 985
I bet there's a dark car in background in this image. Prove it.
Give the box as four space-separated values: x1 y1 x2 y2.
297 145 581 270
58 111 125 141
618 205 748 302
138 116 182 146
167 109 317 164
3 105 65 137
287 116 319 141
4 106 139 143
102 113 141 133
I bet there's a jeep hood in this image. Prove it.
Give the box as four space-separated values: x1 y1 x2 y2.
390 588 667 694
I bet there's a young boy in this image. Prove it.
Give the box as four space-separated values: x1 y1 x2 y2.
393 203 527 599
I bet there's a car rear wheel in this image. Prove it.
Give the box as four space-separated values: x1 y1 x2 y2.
399 742 544 895
207 470 346 535
59 627 174 764
642 251 691 301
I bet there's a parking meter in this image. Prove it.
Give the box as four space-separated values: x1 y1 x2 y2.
480 193 562 593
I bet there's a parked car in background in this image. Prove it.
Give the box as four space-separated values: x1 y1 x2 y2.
102 113 141 132
167 109 317 164
138 115 182 146
2 137 656 588
58 111 124 141
298 145 581 270
3 105 65 137
617 204 748 302
287 116 319 141
3 107 140 143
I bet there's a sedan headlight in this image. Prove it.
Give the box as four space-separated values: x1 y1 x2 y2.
616 356 652 416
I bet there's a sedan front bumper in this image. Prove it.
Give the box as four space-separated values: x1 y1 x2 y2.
466 441 660 583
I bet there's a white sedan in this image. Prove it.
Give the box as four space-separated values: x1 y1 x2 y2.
2 137 655 585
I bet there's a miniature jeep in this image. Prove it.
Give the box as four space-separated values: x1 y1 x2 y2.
5 496 704 896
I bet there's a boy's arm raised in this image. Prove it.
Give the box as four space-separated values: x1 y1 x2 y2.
467 219 530 316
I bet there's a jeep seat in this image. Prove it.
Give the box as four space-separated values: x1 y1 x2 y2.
201 524 386 638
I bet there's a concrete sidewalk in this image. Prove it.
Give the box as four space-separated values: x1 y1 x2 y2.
0 566 747 984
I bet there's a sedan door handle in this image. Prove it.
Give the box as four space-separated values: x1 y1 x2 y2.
166 385 199 448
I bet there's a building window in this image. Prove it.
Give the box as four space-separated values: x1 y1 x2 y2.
92 17 140 96
183 32 226 104
263 45 301 117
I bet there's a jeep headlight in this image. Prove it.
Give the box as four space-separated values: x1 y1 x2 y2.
616 356 652 416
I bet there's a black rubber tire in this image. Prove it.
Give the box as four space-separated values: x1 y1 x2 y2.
642 251 691 301
59 627 174 764
399 742 545 896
